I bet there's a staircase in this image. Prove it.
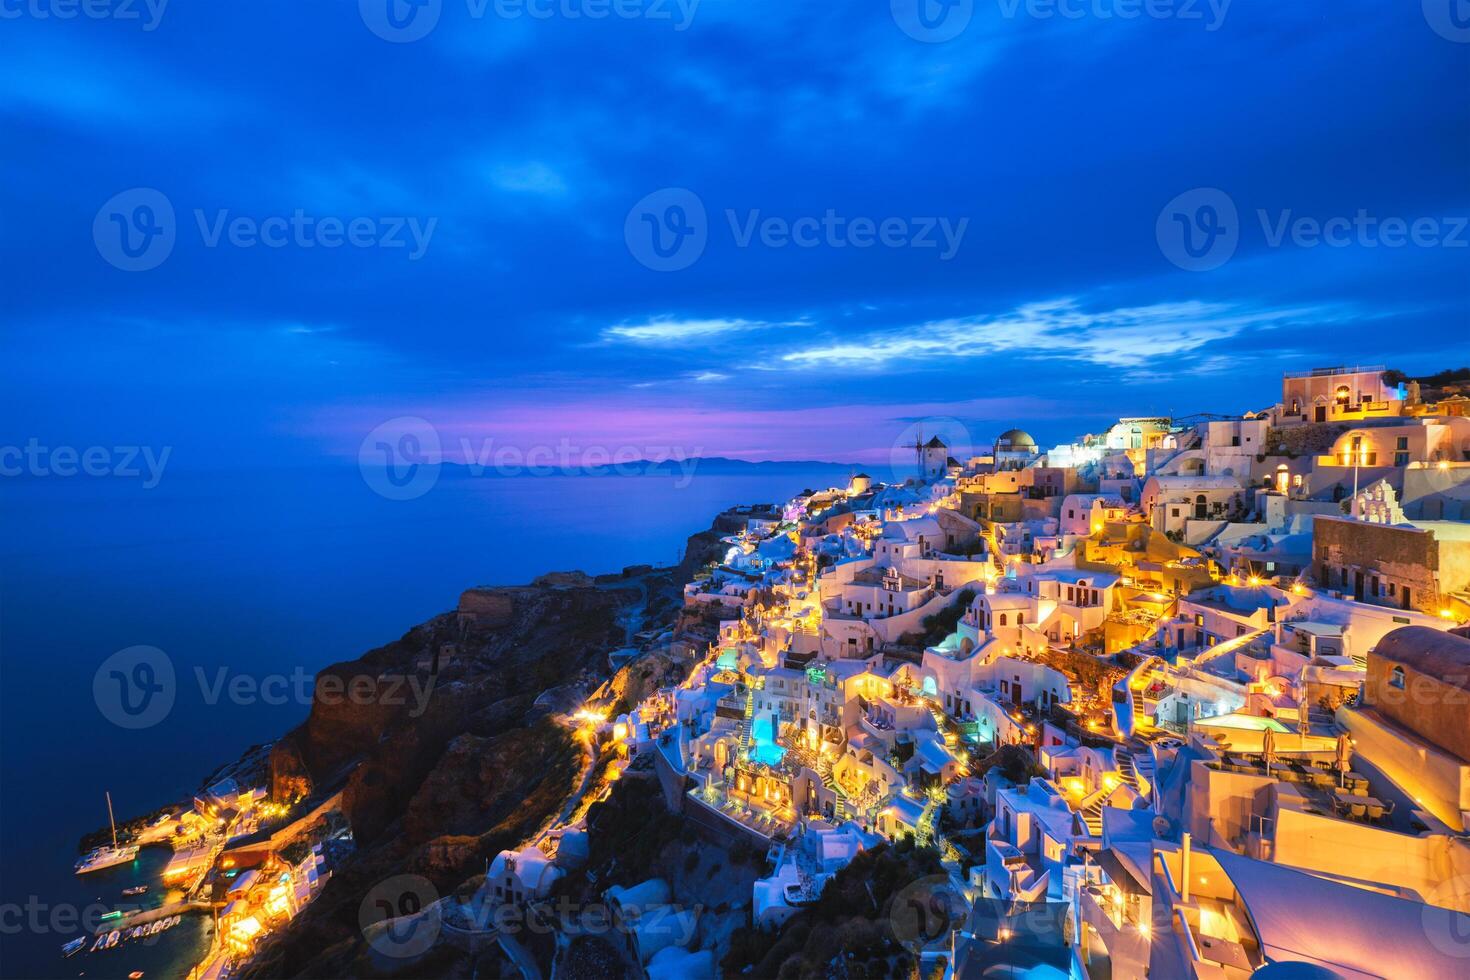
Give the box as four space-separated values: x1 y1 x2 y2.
916 797 941 848
1115 752 1141 793
1080 797 1105 837
1115 748 1154 801
737 687 756 751
921 696 966 763
1132 753 1155 796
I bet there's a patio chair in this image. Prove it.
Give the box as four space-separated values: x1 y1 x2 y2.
1349 802 1366 820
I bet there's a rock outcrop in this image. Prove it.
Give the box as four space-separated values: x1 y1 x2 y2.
244 507 745 979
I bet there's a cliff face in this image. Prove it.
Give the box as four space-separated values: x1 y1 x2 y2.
250 582 627 979
247 508 744 978
270 584 631 841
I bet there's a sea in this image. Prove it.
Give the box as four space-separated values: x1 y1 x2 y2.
0 460 855 979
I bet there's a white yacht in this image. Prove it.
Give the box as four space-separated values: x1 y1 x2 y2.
75 791 139 875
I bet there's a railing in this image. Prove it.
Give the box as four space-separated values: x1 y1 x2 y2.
1176 908 1202 961
1282 365 1385 380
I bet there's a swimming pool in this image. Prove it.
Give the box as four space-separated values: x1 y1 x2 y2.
749 714 786 766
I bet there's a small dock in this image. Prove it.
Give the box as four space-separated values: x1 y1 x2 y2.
91 899 217 936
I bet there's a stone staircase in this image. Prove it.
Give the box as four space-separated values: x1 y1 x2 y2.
1115 747 1154 801
1080 797 1105 837
1116 751 1141 794
737 686 755 752
1132 753 1155 795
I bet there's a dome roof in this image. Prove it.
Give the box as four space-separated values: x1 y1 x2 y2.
996 428 1037 450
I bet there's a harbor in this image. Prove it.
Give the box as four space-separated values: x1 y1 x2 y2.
43 752 347 980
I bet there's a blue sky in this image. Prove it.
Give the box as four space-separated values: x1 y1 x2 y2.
2 0 1466 465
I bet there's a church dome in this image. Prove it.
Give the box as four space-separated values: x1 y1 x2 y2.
996 429 1037 451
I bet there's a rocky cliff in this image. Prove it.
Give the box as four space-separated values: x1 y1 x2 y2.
247 581 631 978
245 506 753 978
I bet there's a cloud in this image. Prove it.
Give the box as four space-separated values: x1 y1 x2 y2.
488 161 570 199
690 371 729 383
778 299 1334 372
603 317 774 344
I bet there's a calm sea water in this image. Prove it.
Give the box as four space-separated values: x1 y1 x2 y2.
0 462 850 979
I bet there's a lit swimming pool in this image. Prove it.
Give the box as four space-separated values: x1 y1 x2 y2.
749 714 786 766
1197 712 1288 732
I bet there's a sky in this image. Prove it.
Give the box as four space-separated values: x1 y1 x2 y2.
2 0 1467 467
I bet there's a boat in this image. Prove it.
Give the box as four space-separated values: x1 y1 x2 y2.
121 885 149 897
130 972 145 979
90 933 108 953
76 791 139 875
103 930 121 949
61 937 87 957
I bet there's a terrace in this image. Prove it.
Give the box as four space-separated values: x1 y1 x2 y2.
1204 748 1424 837
689 780 797 841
